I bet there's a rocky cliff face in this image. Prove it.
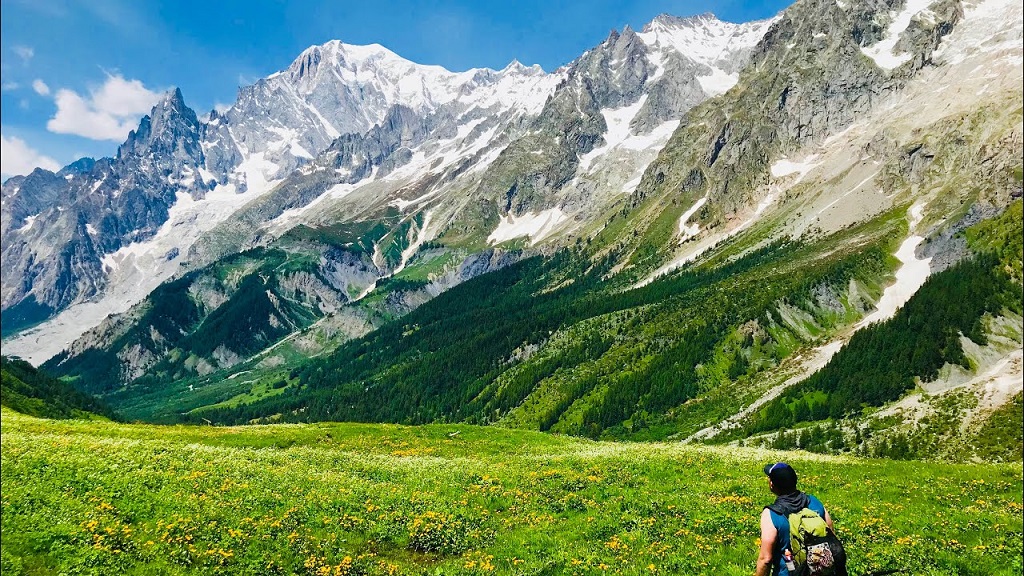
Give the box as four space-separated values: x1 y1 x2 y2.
201 41 560 186
625 0 966 257
470 15 776 229
1 89 207 334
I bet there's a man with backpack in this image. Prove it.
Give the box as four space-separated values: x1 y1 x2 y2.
755 462 848 576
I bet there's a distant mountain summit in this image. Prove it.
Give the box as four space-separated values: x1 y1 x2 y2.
2 11 773 363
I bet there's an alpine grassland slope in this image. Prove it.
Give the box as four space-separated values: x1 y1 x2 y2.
2 409 1022 576
724 199 1024 460
190 209 899 431
0 357 115 421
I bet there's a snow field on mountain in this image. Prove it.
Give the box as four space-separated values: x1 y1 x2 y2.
637 15 778 95
855 203 931 327
487 208 569 245
932 0 1023 66
860 0 937 71
578 96 649 172
677 194 708 241
296 41 560 119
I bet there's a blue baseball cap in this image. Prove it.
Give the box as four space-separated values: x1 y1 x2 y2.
763 462 798 491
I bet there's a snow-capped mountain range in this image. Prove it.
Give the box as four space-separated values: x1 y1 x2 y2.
2 13 775 362
3 0 1021 447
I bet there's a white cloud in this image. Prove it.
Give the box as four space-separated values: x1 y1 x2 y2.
32 79 50 96
1 134 61 178
13 45 34 63
1 82 20 92
46 74 162 141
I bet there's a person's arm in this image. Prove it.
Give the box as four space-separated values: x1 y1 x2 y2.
824 508 834 532
755 508 777 576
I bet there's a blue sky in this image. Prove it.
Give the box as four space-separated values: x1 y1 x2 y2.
0 0 788 178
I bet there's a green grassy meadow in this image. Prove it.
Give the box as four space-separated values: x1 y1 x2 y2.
2 409 1021 576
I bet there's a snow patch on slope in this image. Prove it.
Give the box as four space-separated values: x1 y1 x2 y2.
488 208 568 245
579 96 648 172
770 155 820 180
16 214 38 233
860 0 936 71
393 211 435 277
856 203 931 327
678 195 709 242
696 67 740 96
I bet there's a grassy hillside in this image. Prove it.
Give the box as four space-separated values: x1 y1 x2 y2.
192 211 900 434
0 356 114 420
720 200 1024 459
2 409 1020 576
743 256 1017 430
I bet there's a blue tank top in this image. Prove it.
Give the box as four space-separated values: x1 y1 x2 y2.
768 494 826 576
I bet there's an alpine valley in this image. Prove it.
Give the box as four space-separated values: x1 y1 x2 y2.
2 0 1022 465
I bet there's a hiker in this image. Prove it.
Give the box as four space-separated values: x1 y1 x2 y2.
755 462 847 576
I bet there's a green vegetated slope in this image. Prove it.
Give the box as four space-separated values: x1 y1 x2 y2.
153 200 1021 462
192 209 900 435
44 233 376 394
743 256 1014 427
2 409 1021 576
40 213 495 422
40 223 414 418
727 200 1024 460
44 249 313 391
0 356 114 420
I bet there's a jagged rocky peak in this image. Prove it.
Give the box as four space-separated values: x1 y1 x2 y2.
644 11 725 31
284 40 423 87
500 59 545 75
201 36 562 186
58 157 97 177
288 42 325 81
637 11 779 94
278 37 552 112
459 59 547 91
118 88 203 168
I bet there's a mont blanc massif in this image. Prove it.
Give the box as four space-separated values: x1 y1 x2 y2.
1 0 1022 574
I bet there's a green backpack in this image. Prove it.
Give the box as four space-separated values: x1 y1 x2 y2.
787 508 847 576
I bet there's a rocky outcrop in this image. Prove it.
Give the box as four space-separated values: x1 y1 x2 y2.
472 15 775 226
1 89 208 331
634 0 962 222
